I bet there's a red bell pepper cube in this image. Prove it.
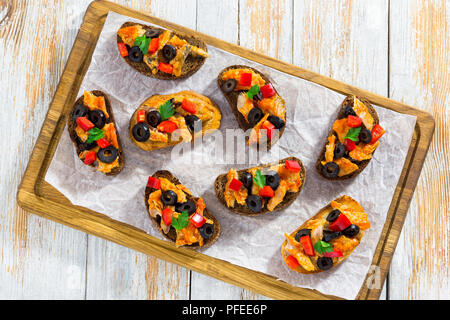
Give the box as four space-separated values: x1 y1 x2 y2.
259 185 275 198
260 83 276 98
285 160 301 173
190 212 206 228
148 37 159 54
228 178 243 192
344 138 356 151
158 62 173 74
181 99 197 114
323 250 344 258
370 124 385 144
261 120 276 140
239 73 252 86
329 213 352 232
157 120 178 133
76 117 95 132
162 208 173 226
146 176 161 189
347 115 362 128
84 151 96 165
137 109 146 123
300 235 315 256
96 138 110 149
118 42 128 57
285 255 300 270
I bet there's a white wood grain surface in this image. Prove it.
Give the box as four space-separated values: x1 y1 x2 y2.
0 0 447 300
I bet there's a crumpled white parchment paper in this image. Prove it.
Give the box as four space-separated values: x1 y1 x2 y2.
45 12 417 299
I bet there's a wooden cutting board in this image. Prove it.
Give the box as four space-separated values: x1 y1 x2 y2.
16 0 434 300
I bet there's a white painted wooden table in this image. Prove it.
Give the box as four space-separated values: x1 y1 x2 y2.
0 0 448 299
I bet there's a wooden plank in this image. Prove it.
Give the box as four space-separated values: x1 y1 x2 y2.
0 0 90 299
84 0 193 300
292 0 389 299
191 0 270 300
389 0 449 299
16 0 434 300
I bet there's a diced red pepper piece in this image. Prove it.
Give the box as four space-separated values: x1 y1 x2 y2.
158 62 173 74
228 178 243 192
190 212 206 228
76 117 95 132
181 99 197 114
261 120 276 140
147 176 161 189
344 138 356 151
285 255 300 270
300 235 315 256
260 83 276 98
285 160 301 173
162 208 173 226
137 109 146 123
148 37 159 54
329 213 352 232
347 115 362 128
370 124 386 144
239 72 252 86
323 250 344 258
259 185 275 198
157 120 178 133
118 42 128 57
96 138 110 149
84 151 96 165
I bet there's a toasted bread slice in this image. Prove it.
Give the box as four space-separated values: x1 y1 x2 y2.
281 195 369 274
145 170 220 249
117 22 208 80
316 95 381 180
214 157 305 216
217 65 286 148
129 90 222 152
67 90 125 176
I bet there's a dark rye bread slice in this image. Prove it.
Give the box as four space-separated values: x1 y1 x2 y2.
117 22 208 80
280 195 366 274
214 157 305 216
145 170 220 249
217 65 286 149
67 90 125 176
316 95 380 180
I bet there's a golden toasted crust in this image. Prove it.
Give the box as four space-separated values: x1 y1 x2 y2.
214 157 305 216
217 65 286 149
280 195 366 274
67 90 125 176
128 91 222 151
316 96 380 180
117 22 208 80
145 170 220 250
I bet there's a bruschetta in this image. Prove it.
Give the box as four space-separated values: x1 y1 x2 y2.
145 170 220 248
117 22 209 79
129 91 222 151
316 95 386 180
218 65 286 148
214 157 305 216
67 90 124 175
281 195 370 273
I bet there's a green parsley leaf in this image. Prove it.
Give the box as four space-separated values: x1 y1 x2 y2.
134 35 151 55
253 169 266 189
246 85 260 99
171 211 189 231
158 99 174 121
344 127 361 142
313 240 334 255
86 127 104 144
